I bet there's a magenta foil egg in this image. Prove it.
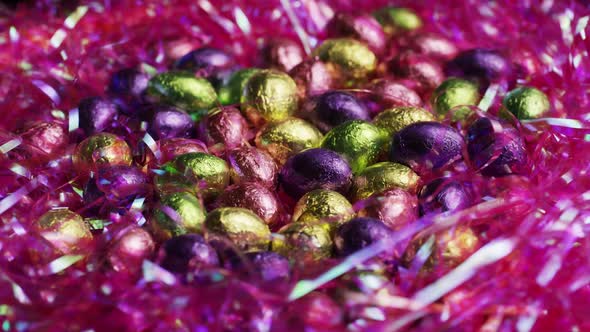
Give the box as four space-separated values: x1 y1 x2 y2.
78 97 119 135
260 38 304 72
228 146 279 188
356 188 418 230
198 106 249 150
326 13 387 55
105 224 155 274
20 121 68 159
215 182 280 226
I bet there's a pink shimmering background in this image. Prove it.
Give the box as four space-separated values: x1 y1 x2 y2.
1 0 590 331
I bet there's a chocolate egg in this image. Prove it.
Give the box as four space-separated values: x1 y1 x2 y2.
321 120 386 174
36 209 93 254
302 91 370 132
373 106 435 138
227 146 278 188
146 72 218 117
313 38 377 82
431 78 480 120
78 97 118 135
215 182 280 226
157 234 219 273
106 225 155 273
198 106 248 150
351 162 420 201
368 79 422 108
389 53 444 93
334 217 395 256
292 189 354 227
241 70 298 125
150 191 206 241
158 138 208 164
85 165 150 208
390 122 464 173
20 121 68 158
255 118 323 164
373 7 422 34
272 222 333 260
467 117 528 176
503 86 550 119
407 33 458 61
445 48 512 85
289 59 335 98
260 38 304 72
204 207 271 252
419 178 474 214
108 68 150 98
356 188 418 230
166 152 229 199
232 251 291 281
279 148 353 199
218 68 260 105
149 106 194 140
326 13 386 55
73 133 132 174
174 47 234 87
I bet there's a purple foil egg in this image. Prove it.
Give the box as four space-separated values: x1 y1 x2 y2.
149 106 194 140
467 117 528 176
78 97 119 135
334 217 395 256
174 47 234 86
157 234 220 274
305 91 370 132
390 122 465 173
108 68 150 98
228 146 279 188
419 178 474 215
231 251 290 281
158 138 208 164
445 48 512 86
279 148 353 199
326 13 386 55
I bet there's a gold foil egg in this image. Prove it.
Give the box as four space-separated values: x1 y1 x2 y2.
205 207 271 252
313 38 377 81
240 69 299 125
431 78 480 120
150 191 206 241
218 68 261 105
272 222 333 261
36 209 92 254
292 189 354 228
351 162 420 201
373 106 436 137
255 118 323 164
73 133 132 174
166 152 230 200
373 7 423 35
503 86 550 119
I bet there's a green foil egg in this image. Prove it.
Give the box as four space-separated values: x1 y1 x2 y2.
205 207 271 252
218 68 261 105
321 120 386 174
373 7 423 34
503 86 550 119
36 209 93 254
73 133 132 173
431 78 480 120
351 162 420 201
313 38 377 81
240 69 299 125
147 72 218 117
292 189 354 228
165 152 229 200
373 106 436 140
272 222 333 261
150 191 206 241
255 118 323 164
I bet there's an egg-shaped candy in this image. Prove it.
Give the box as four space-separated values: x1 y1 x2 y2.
36 209 93 254
20 121 68 160
149 106 194 140
157 138 208 164
351 162 420 201
241 70 299 125
301 91 370 133
334 217 395 257
218 68 261 105
289 59 335 99
205 207 271 252
431 78 480 120
146 72 217 117
228 146 278 188
292 189 354 227
105 224 155 273
373 7 422 35
255 118 323 164
367 79 422 109
445 48 512 86
419 178 474 215
108 68 150 98
231 251 291 281
215 182 280 226
150 191 206 241
373 106 435 138
313 38 377 82
272 222 333 261
503 86 550 120
198 106 248 150
356 188 418 230
73 133 132 174
174 47 235 87
326 13 386 55
260 38 304 72
157 234 219 274
166 152 229 200
78 97 119 135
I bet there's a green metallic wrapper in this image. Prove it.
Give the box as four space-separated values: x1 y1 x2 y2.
431 78 480 120
73 133 132 173
241 70 299 125
36 209 92 254
292 189 354 228
150 191 206 241
313 38 377 81
255 118 323 164
503 86 550 119
205 207 271 252
351 162 420 201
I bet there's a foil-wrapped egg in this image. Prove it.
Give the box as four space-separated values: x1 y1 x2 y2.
35 209 93 254
165 152 229 200
445 48 512 86
157 138 208 164
313 38 377 82
146 72 218 117
389 52 444 94
356 188 418 230
241 70 299 125
149 106 194 140
230 251 291 281
255 118 323 164
321 120 386 174
105 224 155 273
218 68 261 105
272 222 333 261
108 68 150 98
198 106 248 150
73 133 132 174
228 146 278 188
289 59 335 99
292 189 354 228
351 162 420 201
503 86 550 119
279 148 353 200
174 47 235 87
367 79 422 109
149 191 206 241
260 38 304 72
390 122 464 174
326 13 386 55
215 182 280 226
419 178 474 215
373 7 423 34
301 91 370 133
431 78 480 120
157 234 219 274
407 33 458 61
84 165 151 208
78 97 119 135
373 106 435 138
20 121 68 159
334 217 395 257
205 207 271 252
